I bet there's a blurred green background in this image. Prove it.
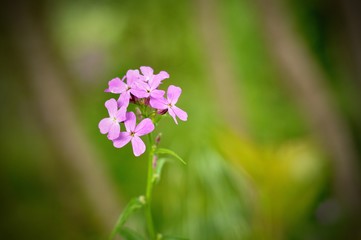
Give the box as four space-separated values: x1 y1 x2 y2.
1 0 361 239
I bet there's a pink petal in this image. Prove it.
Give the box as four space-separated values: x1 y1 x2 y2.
168 107 178 124
126 69 140 86
149 77 162 90
150 89 165 99
167 85 182 104
98 118 113 134
107 77 127 93
105 98 118 117
113 132 132 148
172 106 188 121
116 106 127 122
135 118 154 136
150 98 167 110
131 81 149 98
117 92 130 108
154 71 169 82
107 122 120 140
134 80 149 90
124 112 136 132
140 66 154 77
131 88 148 98
131 136 146 157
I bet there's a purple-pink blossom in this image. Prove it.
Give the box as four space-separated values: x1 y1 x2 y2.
113 112 155 156
105 70 142 107
150 85 188 124
98 98 126 140
99 66 187 156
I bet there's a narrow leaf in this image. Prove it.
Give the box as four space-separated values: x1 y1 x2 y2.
156 148 186 165
153 158 168 184
109 197 145 240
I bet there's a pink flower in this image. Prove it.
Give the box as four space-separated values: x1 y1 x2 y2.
98 98 127 140
150 85 188 124
113 112 155 156
105 70 142 107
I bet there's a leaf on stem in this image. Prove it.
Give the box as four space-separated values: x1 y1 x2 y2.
156 148 186 165
153 158 168 184
109 197 145 240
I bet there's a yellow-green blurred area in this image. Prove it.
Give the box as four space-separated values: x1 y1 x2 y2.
1 0 361 239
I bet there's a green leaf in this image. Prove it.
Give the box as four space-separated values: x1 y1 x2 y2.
156 148 186 165
153 158 169 184
109 197 145 240
119 227 145 240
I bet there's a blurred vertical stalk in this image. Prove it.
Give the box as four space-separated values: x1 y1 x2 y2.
339 0 361 86
195 0 248 135
4 0 121 232
254 0 361 223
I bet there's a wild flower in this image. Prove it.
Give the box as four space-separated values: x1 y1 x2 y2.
99 66 187 157
99 66 187 240
113 112 154 157
150 85 188 124
98 98 126 140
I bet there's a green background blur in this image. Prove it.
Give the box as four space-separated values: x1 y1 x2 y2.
1 0 361 239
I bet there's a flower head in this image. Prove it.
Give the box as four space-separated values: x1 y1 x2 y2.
113 112 155 156
98 98 126 140
100 66 187 156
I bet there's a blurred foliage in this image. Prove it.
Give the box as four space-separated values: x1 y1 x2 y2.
1 0 360 239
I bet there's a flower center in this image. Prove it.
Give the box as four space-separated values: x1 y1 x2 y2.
130 131 135 137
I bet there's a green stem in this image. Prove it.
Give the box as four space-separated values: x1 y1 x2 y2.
145 133 156 240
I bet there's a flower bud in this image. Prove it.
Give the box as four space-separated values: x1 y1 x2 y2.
152 155 158 168
135 107 143 120
130 94 138 103
157 109 168 115
144 97 150 106
155 133 162 146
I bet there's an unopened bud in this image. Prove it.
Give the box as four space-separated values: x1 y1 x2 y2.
155 133 162 145
144 97 150 106
130 93 137 103
157 109 168 115
135 107 143 120
152 155 158 168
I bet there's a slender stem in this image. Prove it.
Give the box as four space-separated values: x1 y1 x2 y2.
145 133 156 240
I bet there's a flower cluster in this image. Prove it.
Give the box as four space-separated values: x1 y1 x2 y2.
98 66 187 156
